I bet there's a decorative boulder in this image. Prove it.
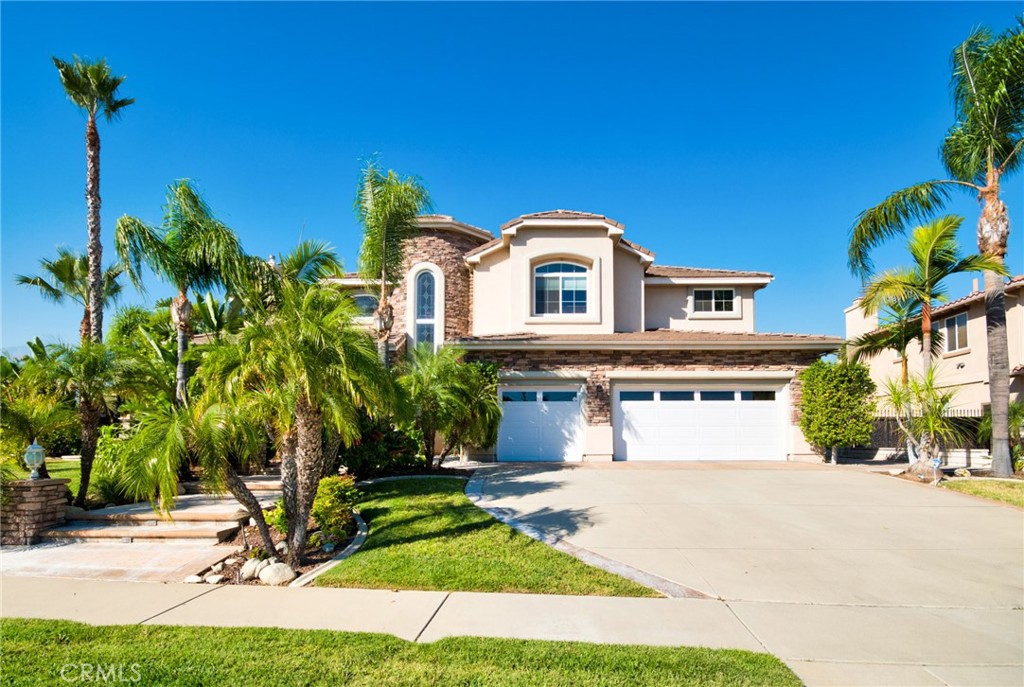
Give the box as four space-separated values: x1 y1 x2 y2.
275 541 289 555
258 562 297 586
183 575 203 584
204 574 225 584
210 562 224 574
954 468 971 478
240 558 263 581
322 542 335 553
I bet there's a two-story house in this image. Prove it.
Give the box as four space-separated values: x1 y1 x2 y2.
339 210 841 463
845 275 1024 424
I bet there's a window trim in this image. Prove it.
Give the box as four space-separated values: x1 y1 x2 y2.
351 291 379 324
689 287 742 320
405 262 445 351
941 312 969 354
523 255 602 325
531 261 590 317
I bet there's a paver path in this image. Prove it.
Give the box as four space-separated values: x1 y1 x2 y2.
473 462 1024 686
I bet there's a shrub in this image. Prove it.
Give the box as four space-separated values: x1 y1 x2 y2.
264 500 288 535
311 475 359 543
334 413 422 480
799 360 876 463
88 426 136 505
38 422 82 457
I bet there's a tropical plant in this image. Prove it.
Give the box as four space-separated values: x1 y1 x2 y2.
979 399 1024 467
847 298 943 385
398 345 503 469
207 281 394 566
798 359 876 463
16 248 123 342
191 293 244 340
848 23 1024 476
355 158 432 364
858 216 1006 372
884 369 968 481
33 342 117 506
115 179 249 405
311 475 360 543
52 56 134 342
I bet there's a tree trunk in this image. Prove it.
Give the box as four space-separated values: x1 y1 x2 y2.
920 301 933 373
170 291 192 407
224 464 276 553
280 430 298 537
321 430 344 480
376 271 393 368
79 308 92 344
978 179 1012 477
288 397 324 568
85 115 104 343
74 396 101 507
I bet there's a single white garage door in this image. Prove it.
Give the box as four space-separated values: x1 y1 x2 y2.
613 388 783 461
497 387 584 461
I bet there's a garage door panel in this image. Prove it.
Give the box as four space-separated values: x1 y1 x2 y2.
614 387 783 461
498 387 583 462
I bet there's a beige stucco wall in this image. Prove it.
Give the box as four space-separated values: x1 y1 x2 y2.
613 246 645 332
471 226 617 335
845 288 1023 412
644 284 757 332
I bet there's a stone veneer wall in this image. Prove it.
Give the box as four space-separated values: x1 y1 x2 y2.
463 348 823 426
388 230 487 351
0 478 70 546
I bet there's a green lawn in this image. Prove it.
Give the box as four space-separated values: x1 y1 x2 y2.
10 458 80 495
315 478 658 597
0 619 800 687
942 478 1024 507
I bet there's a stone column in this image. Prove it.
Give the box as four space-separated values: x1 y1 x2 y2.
1 479 70 546
583 372 614 461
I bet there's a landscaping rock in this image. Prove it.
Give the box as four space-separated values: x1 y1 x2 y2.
954 468 971 478
258 562 296 586
322 542 335 553
210 562 224 574
240 558 263 581
274 541 289 555
183 575 203 584
204 574 225 584
887 468 906 476
224 558 240 567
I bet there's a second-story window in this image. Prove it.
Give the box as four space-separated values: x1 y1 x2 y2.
942 312 968 352
694 289 734 313
534 262 588 315
415 271 436 347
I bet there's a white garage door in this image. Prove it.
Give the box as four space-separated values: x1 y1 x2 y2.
497 387 584 461
613 388 783 461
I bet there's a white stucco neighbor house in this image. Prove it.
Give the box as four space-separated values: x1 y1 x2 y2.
337 210 842 462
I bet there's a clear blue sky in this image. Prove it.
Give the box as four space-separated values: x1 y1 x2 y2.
3 1 1022 354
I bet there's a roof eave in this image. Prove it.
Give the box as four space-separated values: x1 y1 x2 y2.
457 339 842 352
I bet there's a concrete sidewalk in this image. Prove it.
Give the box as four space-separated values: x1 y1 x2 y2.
3 575 1022 686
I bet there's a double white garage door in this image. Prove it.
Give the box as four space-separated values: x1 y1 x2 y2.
497 385 784 462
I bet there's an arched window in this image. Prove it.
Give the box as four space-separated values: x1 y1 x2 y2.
414 271 436 347
534 262 588 315
352 293 379 318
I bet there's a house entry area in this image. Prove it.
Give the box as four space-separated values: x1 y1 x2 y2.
612 386 785 461
496 386 584 461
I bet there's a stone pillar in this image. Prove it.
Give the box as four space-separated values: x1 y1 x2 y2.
583 372 614 461
1 479 70 546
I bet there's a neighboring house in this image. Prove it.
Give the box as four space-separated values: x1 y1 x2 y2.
844 276 1024 415
337 210 841 462
844 276 1024 464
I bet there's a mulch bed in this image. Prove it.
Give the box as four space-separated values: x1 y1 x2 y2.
212 523 353 585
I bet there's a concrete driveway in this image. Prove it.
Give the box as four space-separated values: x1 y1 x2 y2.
474 462 1024 686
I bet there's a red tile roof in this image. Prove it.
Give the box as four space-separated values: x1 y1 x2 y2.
501 209 625 231
458 329 841 349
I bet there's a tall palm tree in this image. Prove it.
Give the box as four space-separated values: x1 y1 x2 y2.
52 56 134 343
231 281 394 567
355 158 432 365
115 179 249 406
16 248 123 342
848 23 1023 476
859 216 1006 373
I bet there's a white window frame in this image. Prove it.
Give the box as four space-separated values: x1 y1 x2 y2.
406 262 445 351
351 291 379 325
531 261 590 317
942 312 969 353
689 287 742 320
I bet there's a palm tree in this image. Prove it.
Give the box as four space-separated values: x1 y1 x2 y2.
52 56 134 343
398 345 502 469
243 282 393 566
115 179 249 406
355 158 432 365
847 298 943 385
16 248 123 342
35 342 117 507
848 23 1023 476
858 216 1006 373
884 369 968 481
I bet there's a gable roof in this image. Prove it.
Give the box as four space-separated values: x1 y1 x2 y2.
646 265 773 279
500 209 625 231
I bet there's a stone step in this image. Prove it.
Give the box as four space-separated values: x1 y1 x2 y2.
181 479 283 495
40 521 238 545
67 507 250 526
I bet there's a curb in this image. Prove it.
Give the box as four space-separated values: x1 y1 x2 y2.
464 472 714 600
289 511 369 588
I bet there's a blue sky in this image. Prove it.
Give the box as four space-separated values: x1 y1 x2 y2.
2 1 1022 353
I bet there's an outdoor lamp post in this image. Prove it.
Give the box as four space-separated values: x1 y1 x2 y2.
24 439 45 480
